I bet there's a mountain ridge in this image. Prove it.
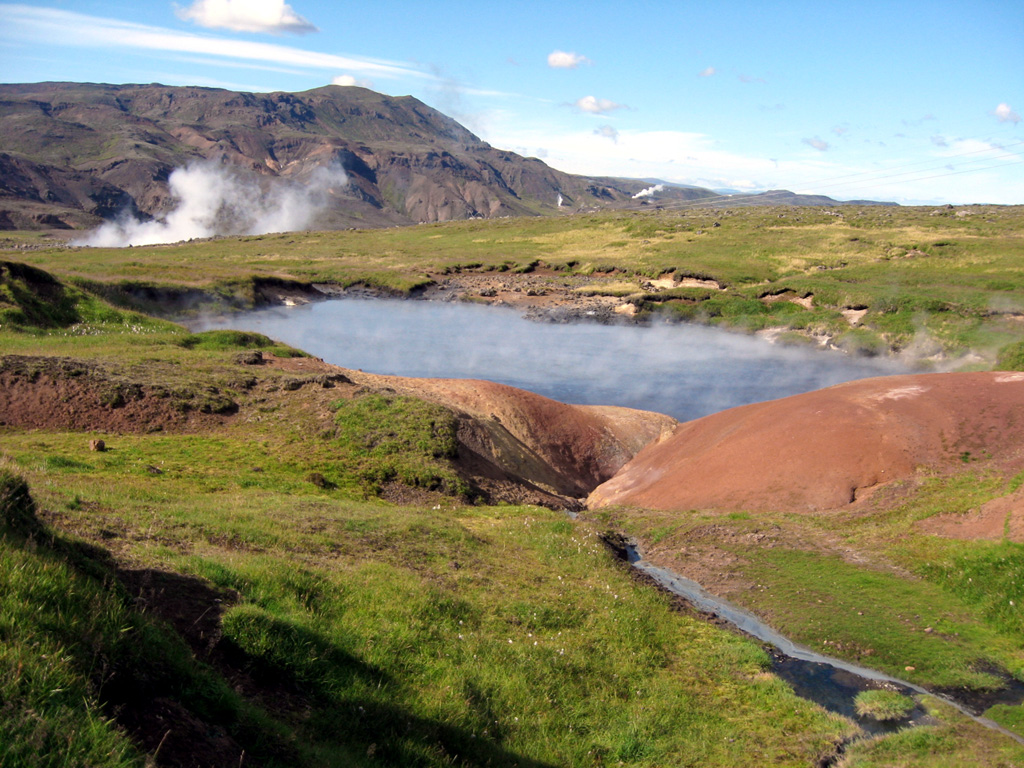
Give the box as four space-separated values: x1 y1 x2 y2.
0 82 893 232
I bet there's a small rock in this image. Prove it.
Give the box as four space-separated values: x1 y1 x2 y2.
905 665 915 672
89 439 106 452
308 472 335 490
235 350 264 365
145 465 163 475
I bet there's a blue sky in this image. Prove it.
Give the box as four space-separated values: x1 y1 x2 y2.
1 0 1021 204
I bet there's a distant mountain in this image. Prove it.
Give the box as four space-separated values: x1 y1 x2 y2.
0 83 892 232
716 189 898 207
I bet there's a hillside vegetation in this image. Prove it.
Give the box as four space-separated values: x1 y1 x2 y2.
7 203 1024 364
2 204 1024 767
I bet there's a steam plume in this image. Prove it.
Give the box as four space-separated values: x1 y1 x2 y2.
77 161 348 247
632 184 664 199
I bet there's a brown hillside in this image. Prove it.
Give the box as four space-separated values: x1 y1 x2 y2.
0 82 717 230
587 372 1024 514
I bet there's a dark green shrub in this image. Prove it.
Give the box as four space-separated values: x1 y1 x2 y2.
0 470 42 536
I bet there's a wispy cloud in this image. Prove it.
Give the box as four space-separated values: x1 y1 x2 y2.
738 73 766 84
574 95 625 115
594 125 619 142
930 135 949 147
698 66 716 77
176 0 318 35
902 114 937 127
802 136 829 151
994 102 1021 124
0 4 430 83
547 50 590 69
487 123 1024 205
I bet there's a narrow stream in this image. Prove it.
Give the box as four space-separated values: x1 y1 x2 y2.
624 543 1024 745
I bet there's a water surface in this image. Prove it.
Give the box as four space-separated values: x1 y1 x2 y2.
193 298 907 420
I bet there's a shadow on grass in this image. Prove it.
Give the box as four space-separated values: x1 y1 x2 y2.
3 471 557 767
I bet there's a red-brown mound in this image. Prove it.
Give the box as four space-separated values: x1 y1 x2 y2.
588 372 1024 513
349 372 677 499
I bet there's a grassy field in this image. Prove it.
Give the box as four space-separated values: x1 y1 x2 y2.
2 207 1024 766
6 203 1024 365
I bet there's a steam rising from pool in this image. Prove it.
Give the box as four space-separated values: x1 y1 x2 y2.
192 298 907 421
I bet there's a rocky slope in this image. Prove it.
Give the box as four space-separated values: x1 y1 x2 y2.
0 82 894 232
0 82 715 230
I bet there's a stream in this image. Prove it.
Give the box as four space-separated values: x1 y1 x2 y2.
195 295 1024 745
623 543 1024 745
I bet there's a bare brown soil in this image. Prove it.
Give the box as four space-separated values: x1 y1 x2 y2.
0 351 673 509
588 371 1024 516
917 487 1024 543
333 267 674 325
0 356 236 433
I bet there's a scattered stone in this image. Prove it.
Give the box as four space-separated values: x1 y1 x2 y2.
308 472 336 490
235 350 264 365
89 438 106 452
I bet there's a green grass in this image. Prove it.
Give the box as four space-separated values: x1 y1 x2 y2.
854 690 917 721
328 393 469 497
840 699 1024 768
740 548 1020 689
8 204 1024 362
0 462 857 767
4 219 1024 764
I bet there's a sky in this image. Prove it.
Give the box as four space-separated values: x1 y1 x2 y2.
1 0 1022 205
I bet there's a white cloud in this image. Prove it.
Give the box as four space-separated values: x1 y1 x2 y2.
594 125 619 142
176 0 317 35
547 50 590 69
698 66 716 77
574 95 625 114
483 122 1024 205
332 74 373 88
994 102 1021 124
802 137 829 151
0 5 430 83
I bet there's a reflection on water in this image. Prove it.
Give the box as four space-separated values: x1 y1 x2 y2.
191 298 907 421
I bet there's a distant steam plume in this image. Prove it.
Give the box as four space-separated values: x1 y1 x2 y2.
78 161 348 247
632 184 664 199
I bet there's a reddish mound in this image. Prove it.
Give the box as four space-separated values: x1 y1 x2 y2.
588 372 1024 513
349 372 676 499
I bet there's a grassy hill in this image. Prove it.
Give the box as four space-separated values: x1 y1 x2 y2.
2 205 1024 766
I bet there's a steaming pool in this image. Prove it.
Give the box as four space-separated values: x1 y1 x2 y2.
192 297 907 421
